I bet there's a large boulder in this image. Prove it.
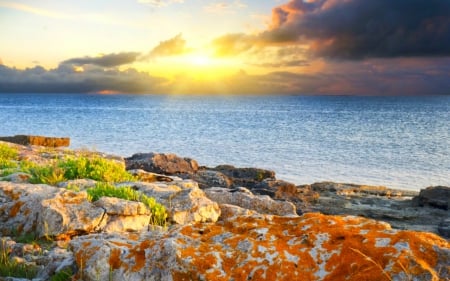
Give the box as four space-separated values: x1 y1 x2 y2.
40 190 107 238
125 153 199 175
1 181 159 238
204 187 297 216
0 135 70 147
128 180 220 224
413 186 450 210
0 181 60 236
70 213 450 281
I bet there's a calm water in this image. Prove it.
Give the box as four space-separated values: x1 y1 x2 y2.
0 93 449 191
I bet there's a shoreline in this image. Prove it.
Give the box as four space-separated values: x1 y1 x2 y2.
0 139 449 280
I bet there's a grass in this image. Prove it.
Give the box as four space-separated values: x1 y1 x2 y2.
0 239 39 279
60 155 135 183
23 155 135 185
0 143 19 170
49 268 73 281
87 182 168 226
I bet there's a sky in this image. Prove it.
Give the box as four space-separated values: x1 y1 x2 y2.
0 0 449 95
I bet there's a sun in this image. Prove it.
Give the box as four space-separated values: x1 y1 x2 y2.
186 54 213 66
183 54 217 67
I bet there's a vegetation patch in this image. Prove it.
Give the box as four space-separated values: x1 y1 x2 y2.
0 143 19 170
60 156 134 183
23 155 135 185
0 239 38 279
87 182 167 226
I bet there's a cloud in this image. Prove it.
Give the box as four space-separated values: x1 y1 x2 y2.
146 34 190 58
1 54 449 95
61 52 140 68
203 1 247 14
212 33 257 57
266 0 450 59
137 0 183 7
0 1 70 19
250 59 309 68
0 64 167 94
213 0 450 60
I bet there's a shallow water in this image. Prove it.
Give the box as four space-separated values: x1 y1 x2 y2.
1 93 449 190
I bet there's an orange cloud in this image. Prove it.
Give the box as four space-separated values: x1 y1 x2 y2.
146 34 191 59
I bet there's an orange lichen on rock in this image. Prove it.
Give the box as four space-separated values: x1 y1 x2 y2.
9 201 24 217
109 248 122 270
172 213 449 281
70 213 449 281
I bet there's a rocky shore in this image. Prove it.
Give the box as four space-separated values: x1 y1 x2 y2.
0 138 448 281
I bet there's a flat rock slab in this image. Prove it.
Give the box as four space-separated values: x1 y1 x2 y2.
70 213 450 281
0 135 70 147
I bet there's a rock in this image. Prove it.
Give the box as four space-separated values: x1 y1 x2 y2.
204 186 297 216
218 203 257 220
127 169 174 183
93 197 152 233
302 182 450 238
130 180 221 224
56 179 98 190
413 186 450 210
253 179 320 212
0 135 70 147
93 197 150 216
0 182 107 239
210 165 275 188
70 213 450 281
438 218 450 237
0 172 32 183
191 169 232 189
39 190 107 238
125 153 199 175
0 182 59 236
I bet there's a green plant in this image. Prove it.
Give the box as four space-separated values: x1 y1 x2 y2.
0 143 19 170
59 156 134 182
87 183 168 226
0 239 38 278
50 268 73 281
29 165 66 185
0 143 18 160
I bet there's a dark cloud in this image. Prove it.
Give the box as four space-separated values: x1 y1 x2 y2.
62 52 140 67
214 0 450 60
146 33 190 58
0 64 167 93
250 59 310 68
267 0 450 59
1 55 449 95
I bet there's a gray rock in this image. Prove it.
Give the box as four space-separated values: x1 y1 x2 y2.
125 153 199 175
191 169 232 189
204 186 297 216
209 165 275 188
127 169 174 183
130 180 220 224
413 186 450 210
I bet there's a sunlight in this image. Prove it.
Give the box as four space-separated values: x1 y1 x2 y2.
189 55 212 66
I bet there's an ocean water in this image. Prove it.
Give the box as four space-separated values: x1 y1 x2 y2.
0 93 449 191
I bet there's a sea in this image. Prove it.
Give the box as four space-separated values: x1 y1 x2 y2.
0 93 449 191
